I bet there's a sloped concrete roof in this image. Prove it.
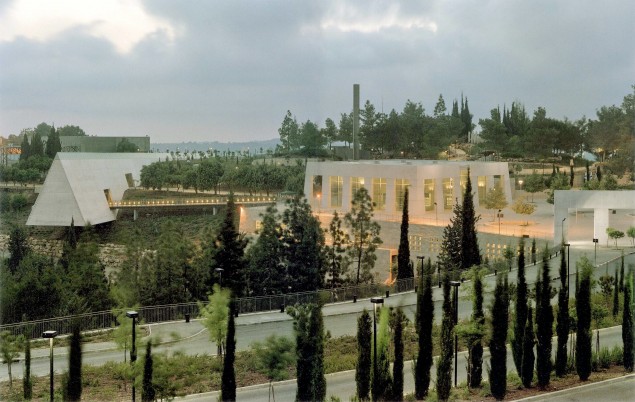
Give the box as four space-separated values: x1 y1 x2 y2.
27 152 167 227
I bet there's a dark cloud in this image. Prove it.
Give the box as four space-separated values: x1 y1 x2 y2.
1 0 633 142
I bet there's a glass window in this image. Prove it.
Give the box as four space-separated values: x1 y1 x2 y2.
424 179 435 211
478 176 487 203
443 178 454 210
312 175 322 197
460 168 468 195
395 179 410 211
372 178 386 211
494 175 502 189
351 177 365 201
330 176 343 207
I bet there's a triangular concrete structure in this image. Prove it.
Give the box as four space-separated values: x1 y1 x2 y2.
27 152 166 227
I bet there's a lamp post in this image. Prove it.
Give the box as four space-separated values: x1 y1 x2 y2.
434 202 438 225
449 281 461 387
561 217 567 243
126 311 139 402
215 267 224 287
497 209 502 235
416 255 425 278
519 179 523 191
593 238 598 265
564 243 570 299
370 296 384 396
42 330 58 402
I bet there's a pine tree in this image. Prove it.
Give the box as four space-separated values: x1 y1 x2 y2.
142 341 155 402
210 195 248 296
623 270 633 372
489 274 509 400
461 169 481 270
512 239 528 375
521 305 535 388
397 188 413 290
415 259 433 399
535 249 553 388
436 272 453 401
468 268 484 388
23 337 32 400
221 302 236 401
576 257 593 381
326 211 348 289
392 308 405 401
555 245 569 376
356 310 372 401
66 325 82 401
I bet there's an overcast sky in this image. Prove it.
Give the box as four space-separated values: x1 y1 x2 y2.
1 0 633 143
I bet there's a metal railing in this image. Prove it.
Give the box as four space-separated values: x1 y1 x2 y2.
0 278 417 338
108 195 277 209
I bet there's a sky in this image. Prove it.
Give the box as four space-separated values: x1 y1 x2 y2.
1 0 633 143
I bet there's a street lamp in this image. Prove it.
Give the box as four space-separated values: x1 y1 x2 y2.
370 296 384 397
126 311 139 402
215 267 224 287
497 209 502 235
519 179 524 191
561 218 567 243
434 202 438 225
42 330 58 402
449 281 461 387
416 255 425 277
564 243 571 300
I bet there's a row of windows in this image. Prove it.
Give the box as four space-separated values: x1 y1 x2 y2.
321 174 503 211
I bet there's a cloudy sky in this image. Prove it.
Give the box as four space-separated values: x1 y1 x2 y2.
1 0 633 143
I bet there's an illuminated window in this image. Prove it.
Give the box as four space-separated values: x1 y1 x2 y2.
478 176 487 203
372 178 386 210
494 175 502 189
312 175 322 198
351 177 365 201
330 176 343 207
443 178 454 210
424 179 435 211
395 179 410 211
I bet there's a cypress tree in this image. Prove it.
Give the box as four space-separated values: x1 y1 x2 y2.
512 239 528 375
531 238 536 265
468 268 484 388
221 302 236 401
397 188 413 290
535 249 553 388
461 169 481 270
569 165 574 187
555 245 569 376
356 310 372 401
622 271 633 372
293 305 313 402
585 160 590 181
310 304 326 401
142 341 155 402
392 308 405 401
596 165 602 181
489 274 509 401
19 134 30 161
373 307 392 401
576 258 593 381
23 336 32 400
521 305 535 388
415 259 433 399
66 325 82 401
436 272 453 401
613 273 620 317
619 253 625 292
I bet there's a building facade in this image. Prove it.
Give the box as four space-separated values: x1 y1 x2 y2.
304 159 512 222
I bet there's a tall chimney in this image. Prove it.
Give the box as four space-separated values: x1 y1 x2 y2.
353 84 360 160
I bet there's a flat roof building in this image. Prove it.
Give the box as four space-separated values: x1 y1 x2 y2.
304 159 512 222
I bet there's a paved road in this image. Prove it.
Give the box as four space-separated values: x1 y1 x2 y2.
180 326 628 401
3 248 633 383
514 374 635 402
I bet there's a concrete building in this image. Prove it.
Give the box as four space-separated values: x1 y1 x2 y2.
27 152 166 227
554 190 635 244
304 159 512 222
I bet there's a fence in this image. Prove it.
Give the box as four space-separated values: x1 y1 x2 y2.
0 278 417 338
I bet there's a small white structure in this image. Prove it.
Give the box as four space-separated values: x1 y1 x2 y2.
27 152 166 227
304 160 512 221
554 190 635 244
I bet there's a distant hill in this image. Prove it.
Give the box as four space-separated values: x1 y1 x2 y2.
152 138 280 154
